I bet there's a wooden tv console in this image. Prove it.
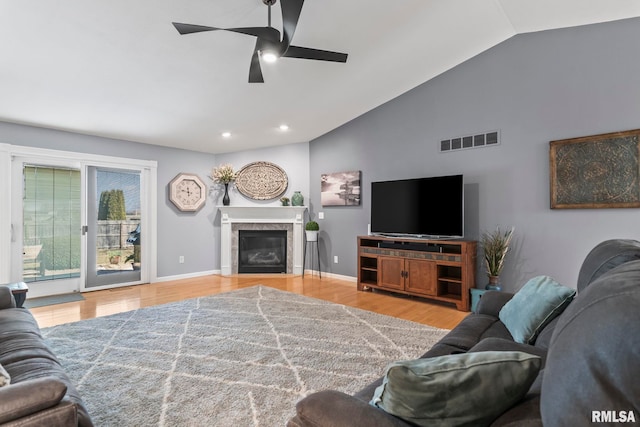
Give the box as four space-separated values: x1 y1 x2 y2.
357 236 476 311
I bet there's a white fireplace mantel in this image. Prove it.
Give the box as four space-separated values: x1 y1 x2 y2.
219 206 307 275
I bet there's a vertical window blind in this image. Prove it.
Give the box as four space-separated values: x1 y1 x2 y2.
23 166 81 282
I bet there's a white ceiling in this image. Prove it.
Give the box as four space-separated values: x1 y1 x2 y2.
1 1 639 154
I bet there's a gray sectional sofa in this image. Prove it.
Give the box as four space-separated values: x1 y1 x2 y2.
288 239 640 426
0 286 93 427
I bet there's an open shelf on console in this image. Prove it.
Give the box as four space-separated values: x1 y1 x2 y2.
360 257 378 269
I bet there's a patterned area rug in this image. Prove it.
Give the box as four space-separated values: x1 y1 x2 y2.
43 285 449 426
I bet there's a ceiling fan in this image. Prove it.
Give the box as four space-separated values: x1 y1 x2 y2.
172 0 348 83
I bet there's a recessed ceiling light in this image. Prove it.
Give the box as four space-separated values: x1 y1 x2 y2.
222 132 231 138
279 124 289 131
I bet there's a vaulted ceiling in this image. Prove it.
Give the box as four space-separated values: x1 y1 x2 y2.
1 1 639 154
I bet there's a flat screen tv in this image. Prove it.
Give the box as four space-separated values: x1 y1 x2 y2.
370 174 463 238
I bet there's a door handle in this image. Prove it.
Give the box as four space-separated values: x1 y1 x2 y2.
81 225 88 235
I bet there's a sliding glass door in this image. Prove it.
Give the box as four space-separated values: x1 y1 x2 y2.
14 164 82 296
86 166 142 288
23 165 82 282
9 150 154 298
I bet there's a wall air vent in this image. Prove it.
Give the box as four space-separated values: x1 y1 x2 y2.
439 130 500 153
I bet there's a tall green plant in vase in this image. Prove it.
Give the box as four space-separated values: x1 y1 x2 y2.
481 226 514 291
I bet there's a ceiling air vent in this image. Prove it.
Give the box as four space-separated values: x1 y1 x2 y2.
440 130 500 153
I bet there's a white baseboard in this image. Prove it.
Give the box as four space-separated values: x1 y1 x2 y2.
153 270 219 283
155 269 356 283
304 270 357 282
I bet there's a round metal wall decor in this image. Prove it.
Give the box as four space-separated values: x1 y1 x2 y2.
235 161 288 200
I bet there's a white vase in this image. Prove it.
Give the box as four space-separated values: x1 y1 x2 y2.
305 230 318 242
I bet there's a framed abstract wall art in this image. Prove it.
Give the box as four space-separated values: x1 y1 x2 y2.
321 171 361 206
550 129 640 209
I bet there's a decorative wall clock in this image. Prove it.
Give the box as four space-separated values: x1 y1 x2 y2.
235 161 288 200
169 173 207 212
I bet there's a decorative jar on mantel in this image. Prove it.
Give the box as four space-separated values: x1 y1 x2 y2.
291 191 304 206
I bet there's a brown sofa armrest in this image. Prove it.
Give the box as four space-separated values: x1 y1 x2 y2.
1 400 77 427
0 377 68 424
476 291 514 317
0 286 17 310
290 390 411 427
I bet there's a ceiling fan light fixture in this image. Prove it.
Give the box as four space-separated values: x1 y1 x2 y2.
260 50 278 63
173 0 347 84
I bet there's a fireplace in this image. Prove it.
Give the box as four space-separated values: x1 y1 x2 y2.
219 206 306 275
238 230 287 274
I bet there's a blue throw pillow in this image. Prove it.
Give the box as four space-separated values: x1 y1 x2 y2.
499 275 576 344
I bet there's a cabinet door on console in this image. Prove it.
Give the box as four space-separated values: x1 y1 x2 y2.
378 256 405 290
405 259 437 296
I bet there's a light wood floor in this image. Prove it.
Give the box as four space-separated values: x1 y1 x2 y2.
30 274 470 330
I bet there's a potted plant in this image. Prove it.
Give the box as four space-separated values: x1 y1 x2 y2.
108 251 121 265
210 163 236 206
305 220 320 242
481 226 515 291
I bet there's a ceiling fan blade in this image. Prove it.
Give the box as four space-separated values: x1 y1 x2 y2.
173 23 280 42
283 45 348 63
280 0 304 47
225 26 279 41
249 43 265 83
172 22 220 35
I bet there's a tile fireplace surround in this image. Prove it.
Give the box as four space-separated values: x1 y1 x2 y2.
219 206 307 275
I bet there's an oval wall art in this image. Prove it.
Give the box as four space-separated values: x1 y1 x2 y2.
235 161 289 200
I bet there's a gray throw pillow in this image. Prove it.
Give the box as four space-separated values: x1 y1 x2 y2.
499 275 576 344
370 351 541 427
0 363 10 387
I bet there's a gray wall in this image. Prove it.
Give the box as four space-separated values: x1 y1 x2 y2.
211 142 311 267
0 122 217 278
308 17 640 291
4 17 640 288
214 142 310 208
1 122 312 278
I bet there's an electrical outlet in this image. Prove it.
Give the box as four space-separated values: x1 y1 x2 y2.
179 256 184 264
334 255 339 264
318 212 324 219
